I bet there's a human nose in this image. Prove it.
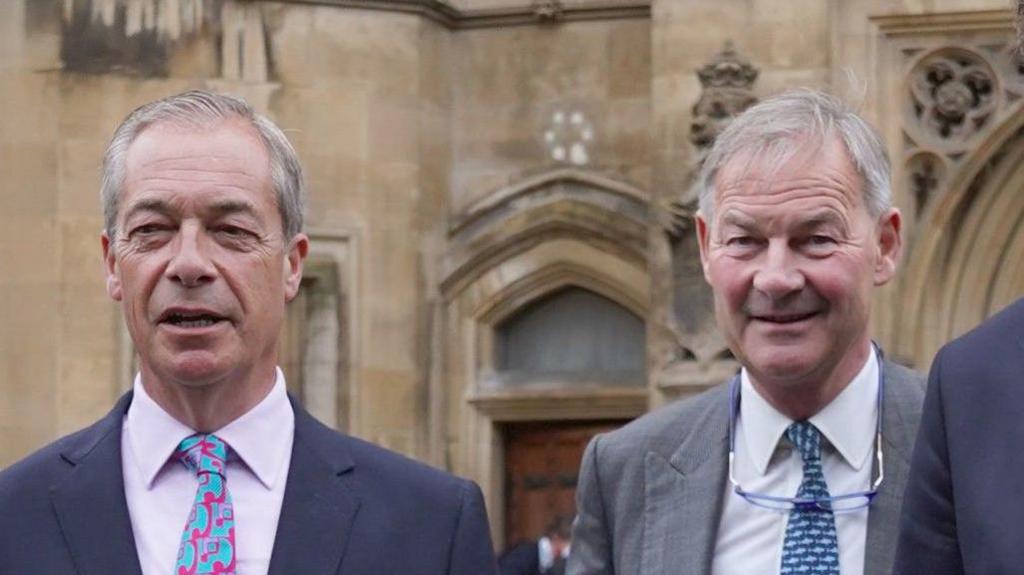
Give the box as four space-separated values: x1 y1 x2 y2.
751 241 804 297
164 223 216 287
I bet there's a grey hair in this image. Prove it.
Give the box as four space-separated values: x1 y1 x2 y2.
101 90 304 239
696 89 891 222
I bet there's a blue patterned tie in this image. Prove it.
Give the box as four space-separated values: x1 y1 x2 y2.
779 421 839 575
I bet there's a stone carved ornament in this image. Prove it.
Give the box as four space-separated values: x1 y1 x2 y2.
661 41 760 237
532 0 564 22
652 42 760 387
902 41 1024 216
690 41 760 152
909 48 998 146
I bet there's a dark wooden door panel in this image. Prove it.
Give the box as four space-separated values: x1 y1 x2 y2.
504 420 628 545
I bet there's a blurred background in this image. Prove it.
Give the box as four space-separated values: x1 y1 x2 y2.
1 0 1022 549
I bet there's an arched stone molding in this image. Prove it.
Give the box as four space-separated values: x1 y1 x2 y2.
897 101 1024 366
433 168 651 544
868 10 1024 365
443 167 649 295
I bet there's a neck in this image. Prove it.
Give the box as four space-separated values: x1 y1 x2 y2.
139 364 277 432
748 339 873 421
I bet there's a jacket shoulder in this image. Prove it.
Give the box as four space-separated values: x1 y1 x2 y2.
942 297 1024 358
345 432 473 495
884 359 927 393
591 382 729 465
296 409 476 504
0 417 112 498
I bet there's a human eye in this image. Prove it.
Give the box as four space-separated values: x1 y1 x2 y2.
213 224 260 248
128 222 173 241
727 235 756 246
802 234 839 255
217 225 252 237
722 233 762 256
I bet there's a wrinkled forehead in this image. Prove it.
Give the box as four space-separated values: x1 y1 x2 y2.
124 119 273 190
712 133 865 208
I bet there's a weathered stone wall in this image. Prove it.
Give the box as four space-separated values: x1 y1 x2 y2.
450 18 651 214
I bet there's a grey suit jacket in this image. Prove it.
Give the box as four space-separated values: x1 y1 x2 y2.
567 360 925 575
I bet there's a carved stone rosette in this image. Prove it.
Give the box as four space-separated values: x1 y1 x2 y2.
909 48 998 149
902 41 1024 216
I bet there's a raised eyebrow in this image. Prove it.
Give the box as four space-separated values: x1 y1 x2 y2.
719 211 758 230
206 199 263 222
122 198 175 222
796 211 846 231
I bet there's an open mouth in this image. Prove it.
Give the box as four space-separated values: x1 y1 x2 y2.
160 311 228 329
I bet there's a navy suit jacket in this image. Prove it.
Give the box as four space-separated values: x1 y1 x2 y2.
0 392 498 575
895 298 1024 575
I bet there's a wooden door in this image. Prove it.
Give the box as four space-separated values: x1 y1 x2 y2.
503 420 628 546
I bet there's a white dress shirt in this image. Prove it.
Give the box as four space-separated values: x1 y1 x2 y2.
711 351 879 575
121 369 295 575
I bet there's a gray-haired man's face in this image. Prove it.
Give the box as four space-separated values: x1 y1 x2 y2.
696 136 901 397
102 119 307 393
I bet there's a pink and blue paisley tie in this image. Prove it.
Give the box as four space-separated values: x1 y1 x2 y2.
174 434 236 575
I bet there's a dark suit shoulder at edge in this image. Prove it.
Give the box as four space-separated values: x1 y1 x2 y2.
941 296 1024 356
0 418 107 494
295 407 474 494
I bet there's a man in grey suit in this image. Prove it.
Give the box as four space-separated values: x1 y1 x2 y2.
567 90 925 575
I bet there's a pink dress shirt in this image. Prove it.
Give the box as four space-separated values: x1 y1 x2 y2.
121 369 295 575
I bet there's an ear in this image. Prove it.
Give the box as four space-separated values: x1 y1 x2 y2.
873 208 902 286
102 232 123 301
283 233 309 302
695 211 713 283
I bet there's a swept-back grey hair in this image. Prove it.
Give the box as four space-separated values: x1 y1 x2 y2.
695 88 891 222
101 90 304 239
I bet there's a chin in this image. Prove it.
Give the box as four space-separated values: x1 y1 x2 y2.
748 347 821 385
160 351 234 387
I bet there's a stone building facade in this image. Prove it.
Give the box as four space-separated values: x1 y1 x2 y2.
1 0 1022 545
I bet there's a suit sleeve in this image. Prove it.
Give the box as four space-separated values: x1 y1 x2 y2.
566 435 614 575
893 346 964 575
448 479 499 575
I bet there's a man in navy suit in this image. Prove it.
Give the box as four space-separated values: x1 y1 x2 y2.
0 90 497 575
894 297 1024 574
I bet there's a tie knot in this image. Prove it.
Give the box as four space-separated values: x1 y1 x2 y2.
786 421 822 463
175 434 228 478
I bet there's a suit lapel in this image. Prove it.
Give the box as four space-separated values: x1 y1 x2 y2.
641 390 730 575
50 393 143 575
268 400 360 575
864 361 920 575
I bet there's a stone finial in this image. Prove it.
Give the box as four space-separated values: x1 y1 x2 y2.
690 41 760 151
696 41 759 90
532 0 564 22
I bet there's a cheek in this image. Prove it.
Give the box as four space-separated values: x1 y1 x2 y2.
805 259 872 310
707 259 751 310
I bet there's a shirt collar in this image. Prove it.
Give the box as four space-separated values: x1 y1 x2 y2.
126 367 295 490
739 349 879 475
